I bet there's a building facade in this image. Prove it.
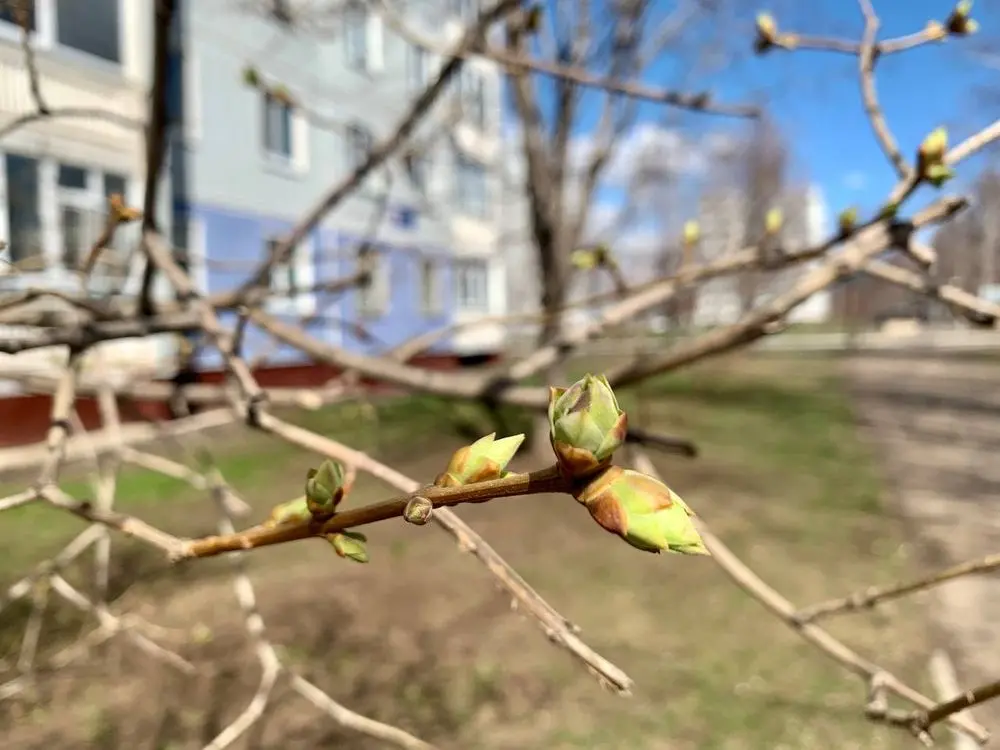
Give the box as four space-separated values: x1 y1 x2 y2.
169 0 508 371
0 0 175 386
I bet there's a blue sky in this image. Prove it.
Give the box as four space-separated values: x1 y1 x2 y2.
506 0 1000 240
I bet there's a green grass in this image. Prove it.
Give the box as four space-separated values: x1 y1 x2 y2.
0 357 932 750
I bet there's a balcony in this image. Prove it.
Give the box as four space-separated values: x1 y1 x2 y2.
0 7 145 157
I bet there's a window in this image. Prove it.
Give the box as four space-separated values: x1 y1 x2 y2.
263 92 293 159
4 154 43 266
420 257 443 315
405 151 430 192
458 69 485 128
55 161 102 271
449 0 478 20
263 234 315 315
60 204 86 270
345 123 373 171
1 155 132 279
356 246 388 318
103 172 127 200
344 3 367 70
266 237 298 298
454 258 489 313
0 1 121 64
103 172 131 270
58 164 87 189
455 153 487 218
55 0 119 62
407 43 429 92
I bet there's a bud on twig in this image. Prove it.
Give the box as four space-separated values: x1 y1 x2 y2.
265 497 311 527
683 220 700 246
754 12 778 54
305 460 347 517
109 194 142 224
946 1 979 36
571 247 601 271
326 531 369 563
878 201 899 221
242 66 260 87
574 466 709 555
434 433 525 487
403 496 434 526
916 127 952 187
764 207 783 235
548 374 627 479
571 245 613 271
837 207 858 237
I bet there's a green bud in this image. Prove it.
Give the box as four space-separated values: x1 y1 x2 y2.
242 66 260 87
434 433 525 487
326 530 369 563
838 207 858 235
265 496 311 527
765 207 783 235
683 220 700 245
403 496 434 525
918 128 948 174
878 201 899 221
571 248 600 270
305 460 347 517
548 374 627 479
754 12 778 54
574 466 709 555
925 163 954 188
756 12 777 40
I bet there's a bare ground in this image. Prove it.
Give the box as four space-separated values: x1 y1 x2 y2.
0 359 938 749
844 355 1000 736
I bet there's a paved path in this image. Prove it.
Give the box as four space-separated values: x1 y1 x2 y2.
845 357 1000 736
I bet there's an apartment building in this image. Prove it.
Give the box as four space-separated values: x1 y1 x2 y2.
0 0 175 385
169 0 508 372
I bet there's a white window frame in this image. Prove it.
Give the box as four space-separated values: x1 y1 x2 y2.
55 167 103 273
419 256 444 316
343 3 383 73
0 0 124 70
458 68 486 129
407 42 429 92
454 257 489 313
356 247 390 319
1 152 135 291
264 234 317 317
406 150 431 193
260 86 309 175
0 151 45 276
345 122 374 172
449 0 479 21
454 152 488 218
263 91 293 160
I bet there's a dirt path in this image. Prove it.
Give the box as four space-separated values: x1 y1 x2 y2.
844 356 1000 735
